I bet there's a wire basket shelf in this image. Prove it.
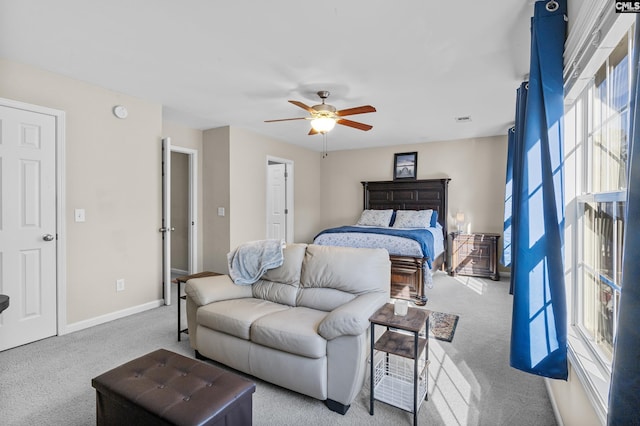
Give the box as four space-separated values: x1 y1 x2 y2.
372 352 428 413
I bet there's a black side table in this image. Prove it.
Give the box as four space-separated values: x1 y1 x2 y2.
0 294 9 314
174 272 221 341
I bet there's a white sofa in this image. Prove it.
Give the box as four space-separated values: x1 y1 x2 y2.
185 243 390 414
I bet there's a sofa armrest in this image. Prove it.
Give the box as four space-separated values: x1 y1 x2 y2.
318 292 387 340
185 274 252 307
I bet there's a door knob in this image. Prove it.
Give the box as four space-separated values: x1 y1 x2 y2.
43 234 55 241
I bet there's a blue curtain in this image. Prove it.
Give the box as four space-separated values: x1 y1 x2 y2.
509 0 568 380
504 83 529 296
608 14 640 425
502 127 515 269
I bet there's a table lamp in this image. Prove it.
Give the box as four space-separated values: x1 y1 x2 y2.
456 211 465 233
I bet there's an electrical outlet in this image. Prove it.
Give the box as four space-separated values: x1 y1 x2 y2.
116 279 125 292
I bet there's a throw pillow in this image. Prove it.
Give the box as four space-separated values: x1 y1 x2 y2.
356 209 394 227
431 210 439 227
392 209 433 228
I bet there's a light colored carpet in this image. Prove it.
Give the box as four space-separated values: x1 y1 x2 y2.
0 271 557 425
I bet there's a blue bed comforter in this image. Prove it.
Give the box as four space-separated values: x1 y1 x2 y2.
314 226 435 268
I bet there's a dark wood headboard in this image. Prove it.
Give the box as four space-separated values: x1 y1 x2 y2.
361 178 451 238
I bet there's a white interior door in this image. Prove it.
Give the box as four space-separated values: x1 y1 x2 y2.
161 137 172 305
267 163 287 241
0 104 57 351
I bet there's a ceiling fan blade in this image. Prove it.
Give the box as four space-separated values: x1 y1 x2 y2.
288 100 315 113
337 118 373 131
336 105 376 117
264 117 307 123
308 128 319 135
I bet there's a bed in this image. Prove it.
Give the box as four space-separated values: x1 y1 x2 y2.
313 178 450 305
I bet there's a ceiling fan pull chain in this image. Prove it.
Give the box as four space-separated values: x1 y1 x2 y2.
322 133 328 158
322 134 326 158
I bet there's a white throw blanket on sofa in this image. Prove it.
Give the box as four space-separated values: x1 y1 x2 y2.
227 239 285 285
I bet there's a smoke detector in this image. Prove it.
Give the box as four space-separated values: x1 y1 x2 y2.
454 116 472 123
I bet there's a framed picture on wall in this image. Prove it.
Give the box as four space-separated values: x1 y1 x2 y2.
393 152 418 180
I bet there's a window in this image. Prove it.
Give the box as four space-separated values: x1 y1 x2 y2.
574 31 633 370
579 198 624 359
576 31 630 364
589 36 629 194
565 21 633 416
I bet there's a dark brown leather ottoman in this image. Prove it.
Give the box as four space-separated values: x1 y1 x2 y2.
91 349 255 425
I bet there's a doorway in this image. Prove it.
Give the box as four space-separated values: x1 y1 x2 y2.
0 98 66 351
161 139 198 306
266 156 293 243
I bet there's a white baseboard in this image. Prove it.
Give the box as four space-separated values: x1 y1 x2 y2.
545 378 564 426
61 299 164 335
171 268 189 276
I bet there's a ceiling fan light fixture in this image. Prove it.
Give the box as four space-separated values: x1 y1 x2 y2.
266 90 374 135
311 116 336 133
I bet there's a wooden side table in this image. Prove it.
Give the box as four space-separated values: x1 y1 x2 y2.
449 232 500 280
174 272 221 341
369 303 430 425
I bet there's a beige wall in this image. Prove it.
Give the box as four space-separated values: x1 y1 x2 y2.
203 127 231 273
319 135 508 238
548 369 601 426
229 127 322 247
202 126 322 273
163 121 205 273
0 59 163 325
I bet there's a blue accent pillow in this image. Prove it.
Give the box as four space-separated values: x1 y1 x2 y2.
431 210 438 227
389 210 397 227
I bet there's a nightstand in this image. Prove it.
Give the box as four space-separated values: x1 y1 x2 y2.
449 232 500 280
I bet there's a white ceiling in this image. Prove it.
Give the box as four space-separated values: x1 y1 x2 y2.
0 0 535 152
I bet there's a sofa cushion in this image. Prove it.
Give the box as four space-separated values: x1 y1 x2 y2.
251 307 328 359
298 245 390 311
296 288 355 312
197 298 289 340
251 243 307 306
252 279 298 306
260 243 307 285
300 245 390 294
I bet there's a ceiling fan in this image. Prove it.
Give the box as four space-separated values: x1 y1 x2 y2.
265 90 376 135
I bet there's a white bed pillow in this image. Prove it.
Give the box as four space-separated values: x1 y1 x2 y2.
392 209 433 228
356 209 394 227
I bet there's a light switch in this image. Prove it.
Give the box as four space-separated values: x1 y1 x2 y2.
75 209 86 222
217 207 225 217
